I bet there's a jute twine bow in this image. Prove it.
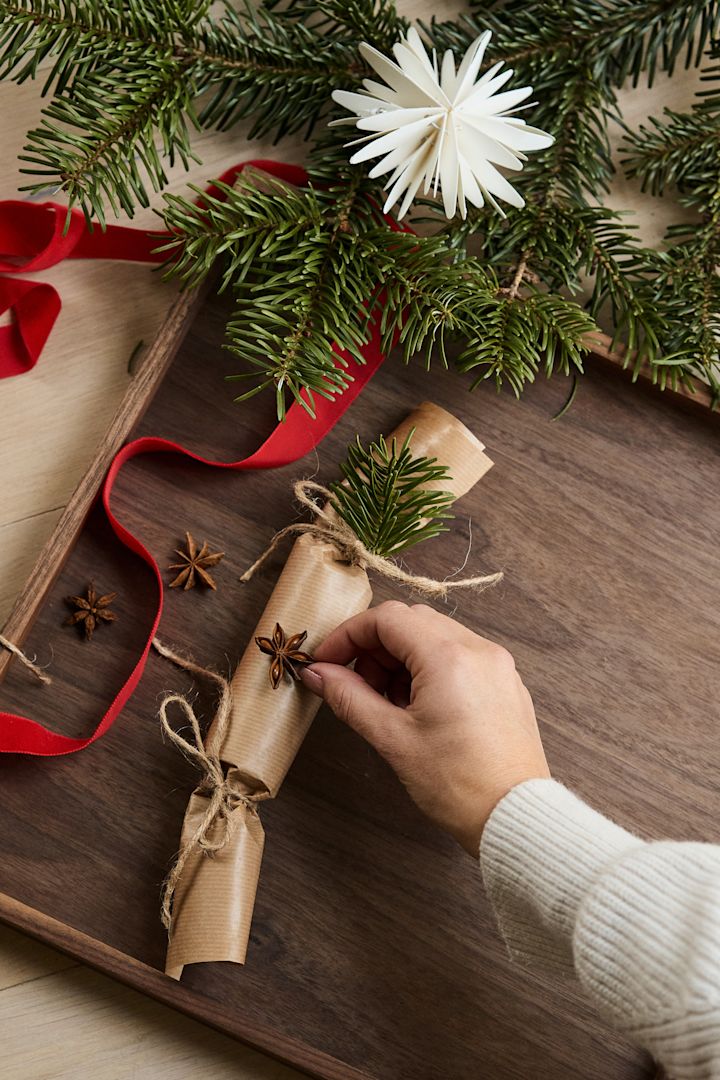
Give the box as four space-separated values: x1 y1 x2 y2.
240 480 503 597
154 637 261 933
0 634 52 685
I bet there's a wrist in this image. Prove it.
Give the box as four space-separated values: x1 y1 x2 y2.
457 766 553 858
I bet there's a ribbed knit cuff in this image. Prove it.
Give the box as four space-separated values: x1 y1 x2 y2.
574 840 720 1034
480 779 643 977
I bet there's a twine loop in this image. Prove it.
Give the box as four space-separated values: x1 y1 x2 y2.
240 479 503 598
154 638 259 932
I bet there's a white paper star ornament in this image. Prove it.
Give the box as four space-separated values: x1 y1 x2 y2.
331 27 554 221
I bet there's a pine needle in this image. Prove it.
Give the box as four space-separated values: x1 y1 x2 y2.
330 432 455 557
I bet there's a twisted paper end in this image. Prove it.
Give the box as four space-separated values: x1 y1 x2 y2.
153 638 260 933
240 480 503 599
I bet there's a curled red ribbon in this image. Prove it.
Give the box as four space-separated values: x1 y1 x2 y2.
0 161 309 379
0 161 388 755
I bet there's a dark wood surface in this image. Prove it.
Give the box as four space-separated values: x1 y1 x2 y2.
1 284 718 1079
0 276 211 683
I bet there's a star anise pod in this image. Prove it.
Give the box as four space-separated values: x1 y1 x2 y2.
64 584 118 641
168 532 225 590
255 623 314 689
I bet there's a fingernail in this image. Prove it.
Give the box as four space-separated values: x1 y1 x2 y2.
301 665 323 694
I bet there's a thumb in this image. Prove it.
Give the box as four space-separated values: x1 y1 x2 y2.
301 662 404 760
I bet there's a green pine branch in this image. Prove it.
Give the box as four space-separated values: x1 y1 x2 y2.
0 0 368 215
160 155 596 414
571 209 672 368
593 0 720 84
330 433 454 557
650 241 720 396
264 0 407 53
430 1 720 87
622 38 720 396
424 4 708 383
624 109 720 198
623 35 720 207
5 0 717 222
191 2 364 138
20 62 198 223
222 218 380 421
453 290 595 395
0 1 204 80
1 0 718 411
375 236 496 368
159 169 324 290
161 159 388 419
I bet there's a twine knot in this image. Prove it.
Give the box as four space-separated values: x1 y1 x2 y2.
240 479 502 598
154 638 260 932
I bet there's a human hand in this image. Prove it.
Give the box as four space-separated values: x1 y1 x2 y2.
301 601 550 856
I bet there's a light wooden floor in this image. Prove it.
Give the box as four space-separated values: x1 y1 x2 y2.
0 7 703 1077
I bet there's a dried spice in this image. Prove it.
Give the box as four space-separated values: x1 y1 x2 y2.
255 623 314 689
168 532 225 591
64 584 117 641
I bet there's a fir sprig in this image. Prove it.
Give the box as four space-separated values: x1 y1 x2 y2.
265 0 407 54
159 170 325 292
160 158 389 419
1 0 718 408
191 1 363 138
0 0 369 213
20 63 199 223
424 6 699 384
430 1 720 88
159 161 596 417
330 433 454 557
622 36 720 397
0 0 208 91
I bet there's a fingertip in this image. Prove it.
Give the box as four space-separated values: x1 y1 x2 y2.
300 664 324 695
301 660 346 695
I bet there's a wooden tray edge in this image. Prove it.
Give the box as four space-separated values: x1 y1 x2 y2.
0 277 212 683
2 314 714 681
0 294 714 1078
590 330 716 410
0 892 371 1080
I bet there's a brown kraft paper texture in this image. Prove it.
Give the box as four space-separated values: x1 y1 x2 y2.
165 402 493 978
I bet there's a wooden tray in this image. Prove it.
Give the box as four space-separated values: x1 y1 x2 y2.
0 283 718 1079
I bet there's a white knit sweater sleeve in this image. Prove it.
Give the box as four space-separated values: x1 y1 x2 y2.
480 779 720 1079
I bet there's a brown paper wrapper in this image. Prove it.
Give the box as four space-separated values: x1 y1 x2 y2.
210 533 373 786
166 537 371 978
165 403 492 978
165 775 265 978
388 401 493 499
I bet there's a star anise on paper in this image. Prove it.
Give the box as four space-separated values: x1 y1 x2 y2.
168 532 225 590
64 584 118 641
255 623 314 689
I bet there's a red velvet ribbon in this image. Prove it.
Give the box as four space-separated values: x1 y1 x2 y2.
0 161 308 379
0 161 388 755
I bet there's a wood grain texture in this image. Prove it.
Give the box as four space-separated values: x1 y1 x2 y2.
0 9 713 1077
1 284 717 1079
0 894 360 1080
0 511 63 632
590 332 717 410
0 944 301 1080
0 925 75 991
0 280 209 682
